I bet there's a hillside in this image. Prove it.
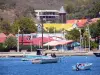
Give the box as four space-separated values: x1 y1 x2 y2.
0 0 100 22
0 0 64 22
64 0 100 19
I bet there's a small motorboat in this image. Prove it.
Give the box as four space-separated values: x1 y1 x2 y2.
72 63 92 71
32 57 58 64
21 55 49 61
93 53 100 57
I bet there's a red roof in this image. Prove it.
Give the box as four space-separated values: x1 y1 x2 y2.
66 19 88 28
0 33 7 43
88 18 100 24
19 36 31 43
0 37 6 43
32 37 54 46
66 20 77 24
77 19 87 27
0 33 7 37
20 37 54 46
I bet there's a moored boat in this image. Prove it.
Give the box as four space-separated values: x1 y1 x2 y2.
21 55 49 61
93 53 100 57
32 57 58 64
72 63 92 71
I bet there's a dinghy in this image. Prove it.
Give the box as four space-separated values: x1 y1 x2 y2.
72 63 92 71
32 57 58 64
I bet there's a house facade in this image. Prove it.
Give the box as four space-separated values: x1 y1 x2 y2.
35 10 59 22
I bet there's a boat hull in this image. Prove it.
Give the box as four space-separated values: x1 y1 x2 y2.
32 58 58 64
21 55 49 61
93 53 100 57
72 63 92 71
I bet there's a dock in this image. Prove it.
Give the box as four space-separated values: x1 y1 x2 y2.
0 50 94 57
0 52 36 57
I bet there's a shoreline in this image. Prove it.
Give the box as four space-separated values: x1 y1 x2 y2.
0 50 95 57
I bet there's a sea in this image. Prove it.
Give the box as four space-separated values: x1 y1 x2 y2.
0 56 100 75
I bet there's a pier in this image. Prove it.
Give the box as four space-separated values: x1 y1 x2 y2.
0 50 94 57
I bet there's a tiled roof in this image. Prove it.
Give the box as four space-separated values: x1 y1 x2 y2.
77 19 87 27
0 33 7 37
66 19 87 28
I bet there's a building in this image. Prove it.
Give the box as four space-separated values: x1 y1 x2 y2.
59 6 66 23
35 10 59 23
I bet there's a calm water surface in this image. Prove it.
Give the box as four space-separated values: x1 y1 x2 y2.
0 56 100 75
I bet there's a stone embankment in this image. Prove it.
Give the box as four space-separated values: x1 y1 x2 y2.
0 50 95 57
43 50 94 56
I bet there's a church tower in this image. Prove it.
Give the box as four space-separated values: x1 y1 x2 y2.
59 6 66 23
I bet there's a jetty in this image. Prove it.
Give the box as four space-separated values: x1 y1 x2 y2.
0 50 94 57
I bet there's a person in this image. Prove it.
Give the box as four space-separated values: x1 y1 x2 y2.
36 49 42 55
76 63 81 71
51 53 56 58
44 53 48 56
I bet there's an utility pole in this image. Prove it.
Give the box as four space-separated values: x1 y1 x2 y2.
40 17 43 49
17 27 20 52
48 29 49 50
79 29 82 51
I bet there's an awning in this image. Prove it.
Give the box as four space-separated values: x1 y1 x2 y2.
43 41 59 46
58 40 73 45
43 40 73 46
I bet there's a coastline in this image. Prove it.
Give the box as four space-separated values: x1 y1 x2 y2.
0 50 95 57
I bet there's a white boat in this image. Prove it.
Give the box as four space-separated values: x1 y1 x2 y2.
21 55 49 61
32 57 58 64
72 63 92 71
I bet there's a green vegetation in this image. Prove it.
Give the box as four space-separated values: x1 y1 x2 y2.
12 17 37 34
45 27 61 33
64 0 100 19
0 20 12 34
0 43 8 52
90 20 100 38
65 28 80 41
65 22 100 49
4 36 17 50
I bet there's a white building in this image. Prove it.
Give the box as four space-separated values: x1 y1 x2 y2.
35 10 59 22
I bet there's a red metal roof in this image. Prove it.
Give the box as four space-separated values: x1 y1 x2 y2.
19 36 31 43
32 37 54 46
0 37 6 43
20 37 54 46
0 33 7 37
0 33 7 43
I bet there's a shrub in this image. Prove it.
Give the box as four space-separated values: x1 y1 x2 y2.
4 36 17 49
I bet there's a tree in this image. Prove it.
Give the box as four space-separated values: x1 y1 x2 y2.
90 20 100 38
44 27 60 33
0 20 12 34
65 28 80 41
4 36 17 50
88 2 100 18
89 20 100 47
12 17 37 34
65 0 100 19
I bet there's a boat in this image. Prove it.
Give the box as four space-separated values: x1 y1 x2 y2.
93 53 100 57
72 63 92 71
32 57 58 64
21 55 49 61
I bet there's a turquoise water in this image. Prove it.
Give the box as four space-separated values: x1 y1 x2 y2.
0 56 100 75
